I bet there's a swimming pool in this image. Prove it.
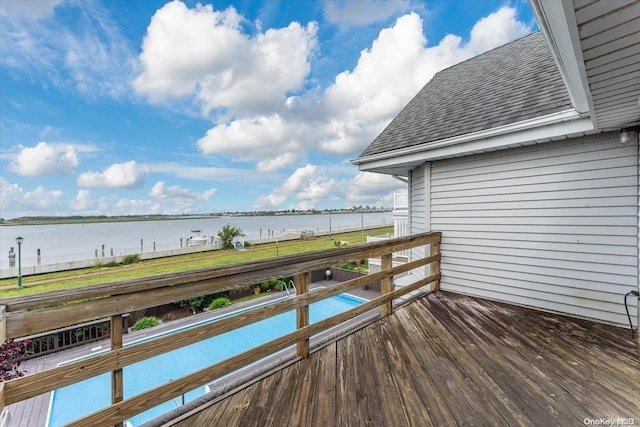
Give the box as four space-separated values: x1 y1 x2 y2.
46 293 365 426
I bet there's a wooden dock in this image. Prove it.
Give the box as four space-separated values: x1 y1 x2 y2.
170 291 639 426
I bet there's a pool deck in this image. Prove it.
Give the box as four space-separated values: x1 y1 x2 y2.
168 291 639 427
3 281 378 427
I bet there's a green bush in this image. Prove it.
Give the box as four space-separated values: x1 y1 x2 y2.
179 297 206 314
122 254 140 265
131 316 160 331
260 280 276 292
209 297 232 310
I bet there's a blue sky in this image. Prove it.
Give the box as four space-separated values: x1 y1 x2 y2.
0 0 535 219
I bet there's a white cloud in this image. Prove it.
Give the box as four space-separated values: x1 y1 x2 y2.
150 181 217 201
253 193 287 210
147 162 252 181
256 152 299 172
195 6 531 172
71 189 113 214
0 0 62 21
253 164 344 210
345 172 406 207
133 1 318 116
0 177 65 218
468 7 531 53
1 1 134 98
197 114 303 161
77 161 149 189
23 186 64 209
9 142 79 176
323 0 411 27
148 181 217 214
113 198 161 215
252 165 406 211
0 178 23 215
319 7 531 155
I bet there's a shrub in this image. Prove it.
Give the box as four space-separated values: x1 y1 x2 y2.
336 262 356 270
209 297 232 310
260 280 276 292
122 254 140 265
178 292 229 314
1 339 31 382
179 297 206 314
132 316 160 331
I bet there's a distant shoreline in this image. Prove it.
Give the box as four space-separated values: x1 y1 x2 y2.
0 209 391 226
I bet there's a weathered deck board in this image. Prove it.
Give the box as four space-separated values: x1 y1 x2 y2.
429 295 637 419
393 307 511 426
170 292 640 427
311 341 336 426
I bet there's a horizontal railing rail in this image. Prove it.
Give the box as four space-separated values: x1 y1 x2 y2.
0 231 441 427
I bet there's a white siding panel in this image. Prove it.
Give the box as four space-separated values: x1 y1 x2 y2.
430 132 639 326
409 164 428 280
410 166 425 232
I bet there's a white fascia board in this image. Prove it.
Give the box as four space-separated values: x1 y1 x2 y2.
529 0 594 116
354 109 594 171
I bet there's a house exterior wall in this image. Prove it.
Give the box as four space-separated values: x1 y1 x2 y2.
409 163 430 280
411 132 638 326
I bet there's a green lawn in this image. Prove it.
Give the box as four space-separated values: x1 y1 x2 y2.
0 227 392 298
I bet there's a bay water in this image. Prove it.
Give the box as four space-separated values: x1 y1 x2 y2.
0 212 391 270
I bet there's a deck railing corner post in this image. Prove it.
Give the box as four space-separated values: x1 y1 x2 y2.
295 273 310 358
381 253 393 316
430 238 441 291
110 313 124 427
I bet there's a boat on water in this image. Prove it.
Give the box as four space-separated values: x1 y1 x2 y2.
186 230 210 246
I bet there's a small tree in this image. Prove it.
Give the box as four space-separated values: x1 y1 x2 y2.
217 224 245 250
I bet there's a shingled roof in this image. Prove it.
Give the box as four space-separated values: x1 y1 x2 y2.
358 31 572 159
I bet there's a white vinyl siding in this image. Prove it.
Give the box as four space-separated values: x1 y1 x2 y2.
429 132 638 326
409 164 429 279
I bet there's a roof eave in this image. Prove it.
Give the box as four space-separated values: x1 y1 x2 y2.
352 109 595 175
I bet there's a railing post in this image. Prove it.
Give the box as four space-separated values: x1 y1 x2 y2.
295 273 309 358
111 314 123 427
0 382 6 421
0 306 5 417
381 253 393 316
0 306 6 343
430 239 441 291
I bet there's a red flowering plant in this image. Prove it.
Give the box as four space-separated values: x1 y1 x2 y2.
0 338 31 381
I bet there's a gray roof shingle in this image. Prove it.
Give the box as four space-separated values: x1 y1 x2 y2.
358 31 572 158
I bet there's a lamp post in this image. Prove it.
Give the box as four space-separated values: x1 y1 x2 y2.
15 236 23 289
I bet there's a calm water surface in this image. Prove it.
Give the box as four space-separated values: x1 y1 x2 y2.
0 212 391 269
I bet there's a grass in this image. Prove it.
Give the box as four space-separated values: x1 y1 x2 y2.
0 227 392 298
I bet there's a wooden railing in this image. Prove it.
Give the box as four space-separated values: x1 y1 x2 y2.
0 231 441 427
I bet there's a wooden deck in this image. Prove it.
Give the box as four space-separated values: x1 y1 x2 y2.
169 291 639 427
